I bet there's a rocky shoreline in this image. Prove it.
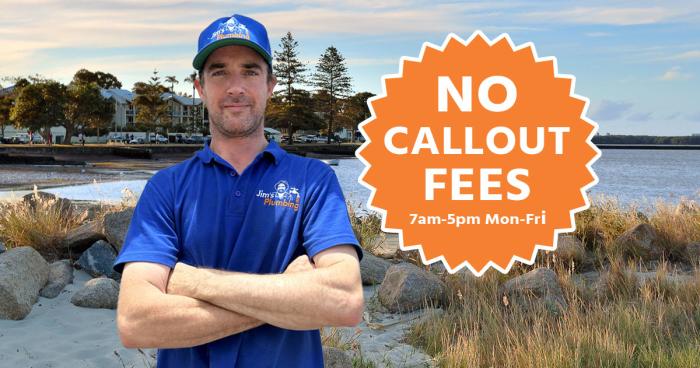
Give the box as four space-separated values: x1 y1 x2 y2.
1 193 699 367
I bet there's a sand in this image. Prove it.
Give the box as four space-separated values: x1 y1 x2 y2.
0 258 433 367
0 269 155 368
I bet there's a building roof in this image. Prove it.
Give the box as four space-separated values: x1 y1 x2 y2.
100 89 202 106
100 88 134 104
0 85 15 97
162 92 202 106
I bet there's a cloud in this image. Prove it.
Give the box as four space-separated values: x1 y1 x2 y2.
626 112 653 122
665 112 682 120
666 50 700 61
589 99 634 121
585 32 611 37
345 58 399 66
521 6 686 26
687 112 700 121
659 66 693 81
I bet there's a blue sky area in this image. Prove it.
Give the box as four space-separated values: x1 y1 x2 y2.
1 0 699 135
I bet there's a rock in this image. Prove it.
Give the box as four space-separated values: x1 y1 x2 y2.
635 211 649 223
360 253 392 285
571 271 601 290
40 260 74 298
614 223 662 261
634 271 695 287
0 241 6 254
22 191 72 216
429 261 447 275
378 262 446 313
322 346 353 368
103 208 134 252
0 247 50 320
76 240 120 280
62 221 106 253
369 233 399 259
581 228 607 249
499 268 568 315
555 234 586 264
71 277 119 309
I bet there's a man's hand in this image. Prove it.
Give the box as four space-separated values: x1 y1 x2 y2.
284 255 315 274
167 262 203 297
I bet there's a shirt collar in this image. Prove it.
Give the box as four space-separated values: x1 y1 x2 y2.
196 140 285 166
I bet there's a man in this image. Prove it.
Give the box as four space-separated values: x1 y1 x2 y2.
114 14 363 367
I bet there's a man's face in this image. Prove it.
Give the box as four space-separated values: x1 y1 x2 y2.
277 183 287 193
196 45 276 139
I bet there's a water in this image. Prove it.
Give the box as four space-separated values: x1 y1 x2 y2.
588 149 700 206
0 150 698 208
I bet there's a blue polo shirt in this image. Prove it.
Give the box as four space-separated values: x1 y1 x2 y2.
113 141 361 367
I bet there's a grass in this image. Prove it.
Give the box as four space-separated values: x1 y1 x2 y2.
402 197 700 367
348 203 385 255
0 188 87 260
0 187 125 261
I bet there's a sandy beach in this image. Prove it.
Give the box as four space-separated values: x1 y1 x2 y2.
0 269 156 368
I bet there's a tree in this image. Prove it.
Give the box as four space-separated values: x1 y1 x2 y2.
65 81 115 144
165 75 179 127
312 46 353 143
132 69 171 140
338 92 374 142
184 71 198 133
266 88 323 137
0 77 30 139
10 80 68 144
72 69 122 89
273 32 308 144
0 94 12 139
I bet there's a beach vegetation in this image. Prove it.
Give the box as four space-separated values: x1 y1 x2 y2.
0 189 86 260
403 197 700 367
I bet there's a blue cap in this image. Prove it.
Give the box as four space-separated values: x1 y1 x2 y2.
193 14 272 71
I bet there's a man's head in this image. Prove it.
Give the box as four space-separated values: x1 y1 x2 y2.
276 181 288 194
193 14 276 139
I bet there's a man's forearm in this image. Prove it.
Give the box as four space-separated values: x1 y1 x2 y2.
172 261 363 331
118 282 263 349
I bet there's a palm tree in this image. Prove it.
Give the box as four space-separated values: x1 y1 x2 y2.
184 71 197 133
165 76 178 128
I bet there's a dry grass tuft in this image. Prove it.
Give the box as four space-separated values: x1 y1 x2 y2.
347 203 385 255
0 189 86 260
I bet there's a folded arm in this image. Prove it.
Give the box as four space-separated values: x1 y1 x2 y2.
167 245 364 331
116 262 263 349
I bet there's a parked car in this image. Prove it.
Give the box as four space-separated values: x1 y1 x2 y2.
129 137 145 144
154 134 168 144
185 136 204 144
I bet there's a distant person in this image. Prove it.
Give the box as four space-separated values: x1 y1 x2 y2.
114 13 363 368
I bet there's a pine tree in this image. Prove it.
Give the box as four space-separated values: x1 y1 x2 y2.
273 32 307 143
132 69 171 141
312 46 352 143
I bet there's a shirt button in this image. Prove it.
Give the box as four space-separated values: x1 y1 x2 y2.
230 171 236 177
234 191 242 197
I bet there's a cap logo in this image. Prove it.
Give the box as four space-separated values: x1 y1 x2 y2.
210 17 250 41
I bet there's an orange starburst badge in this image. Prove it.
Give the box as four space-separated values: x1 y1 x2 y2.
357 32 600 276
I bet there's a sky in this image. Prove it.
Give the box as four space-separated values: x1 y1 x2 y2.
1 0 699 135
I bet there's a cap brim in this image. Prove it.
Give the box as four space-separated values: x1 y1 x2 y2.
193 38 272 70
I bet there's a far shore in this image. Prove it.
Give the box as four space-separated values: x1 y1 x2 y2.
0 143 360 192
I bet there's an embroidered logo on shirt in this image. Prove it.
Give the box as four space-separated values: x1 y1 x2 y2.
256 180 301 211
